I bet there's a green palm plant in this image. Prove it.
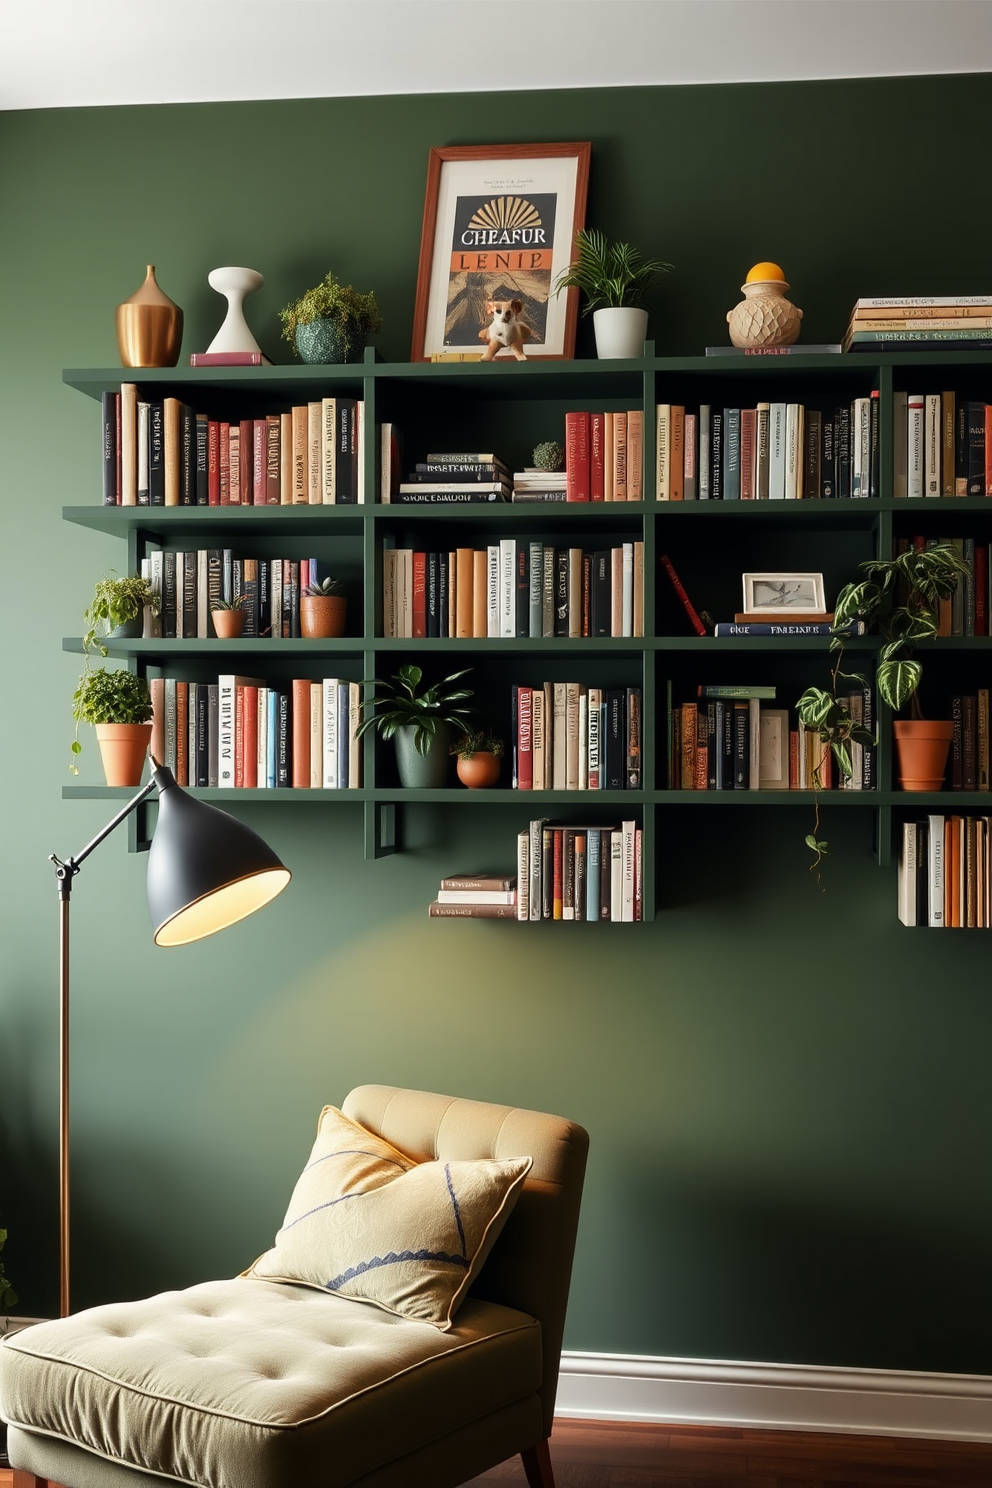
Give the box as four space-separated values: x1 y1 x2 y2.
552 228 673 313
355 665 476 756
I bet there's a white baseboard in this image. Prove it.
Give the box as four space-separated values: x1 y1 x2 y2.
556 1350 992 1442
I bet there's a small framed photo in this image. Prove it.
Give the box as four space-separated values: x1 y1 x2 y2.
742 572 826 614
758 709 790 789
410 142 591 362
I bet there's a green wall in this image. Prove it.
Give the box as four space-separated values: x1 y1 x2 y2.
2 75 991 1375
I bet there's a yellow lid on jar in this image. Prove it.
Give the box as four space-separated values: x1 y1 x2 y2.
745 261 786 283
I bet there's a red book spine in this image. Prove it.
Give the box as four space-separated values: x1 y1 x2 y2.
552 828 564 919
242 687 258 789
239 419 252 505
565 411 591 501
986 407 992 497
590 412 605 501
659 553 707 636
253 419 266 505
412 551 427 638
517 687 533 790
976 545 989 635
219 423 231 505
207 420 220 505
235 687 245 788
292 678 311 788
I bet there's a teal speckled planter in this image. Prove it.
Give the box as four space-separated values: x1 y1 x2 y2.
295 318 353 364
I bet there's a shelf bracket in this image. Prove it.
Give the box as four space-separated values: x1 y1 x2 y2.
365 801 396 859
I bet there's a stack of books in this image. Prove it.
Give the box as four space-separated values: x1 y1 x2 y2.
517 818 641 921
844 297 992 353
428 872 518 919
392 452 510 504
512 468 568 503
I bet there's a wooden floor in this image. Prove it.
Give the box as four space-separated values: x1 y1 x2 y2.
3 1419 992 1487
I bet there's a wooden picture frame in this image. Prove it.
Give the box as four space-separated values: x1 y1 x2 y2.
410 142 591 363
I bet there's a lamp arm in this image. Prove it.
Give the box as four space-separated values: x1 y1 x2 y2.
50 773 159 894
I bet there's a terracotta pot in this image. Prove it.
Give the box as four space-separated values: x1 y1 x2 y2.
212 608 245 638
893 720 954 791
95 723 153 787
456 751 501 789
301 595 347 638
115 265 183 368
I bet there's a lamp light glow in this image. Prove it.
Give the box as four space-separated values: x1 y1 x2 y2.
153 868 292 945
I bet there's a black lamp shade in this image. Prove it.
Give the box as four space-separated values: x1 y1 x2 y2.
146 765 291 946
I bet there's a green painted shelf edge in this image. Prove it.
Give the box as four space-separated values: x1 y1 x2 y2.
63 786 986 808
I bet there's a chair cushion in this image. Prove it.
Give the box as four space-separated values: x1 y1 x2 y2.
244 1104 532 1329
0 1277 542 1488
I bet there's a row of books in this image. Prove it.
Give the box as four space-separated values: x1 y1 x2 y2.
103 388 365 507
510 684 641 791
656 397 880 501
138 552 340 639
898 536 986 637
563 410 645 501
949 692 992 791
846 296 992 354
517 819 642 921
148 675 362 789
668 685 876 791
382 542 645 640
898 815 992 928
895 392 992 499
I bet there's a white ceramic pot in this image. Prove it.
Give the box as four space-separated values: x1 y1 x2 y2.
592 307 648 360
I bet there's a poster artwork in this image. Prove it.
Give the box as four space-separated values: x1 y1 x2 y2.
443 192 557 348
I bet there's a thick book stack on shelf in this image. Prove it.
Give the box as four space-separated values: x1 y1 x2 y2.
893 391 992 499
382 541 644 639
510 683 641 790
392 452 510 505
656 396 880 500
138 552 341 640
844 296 992 354
899 815 992 928
516 818 641 922
102 388 364 506
149 675 361 789
564 409 644 501
427 872 517 919
668 684 875 791
512 468 568 503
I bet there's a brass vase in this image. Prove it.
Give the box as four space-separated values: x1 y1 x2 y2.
115 265 183 367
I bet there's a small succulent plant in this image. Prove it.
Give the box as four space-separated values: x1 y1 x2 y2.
532 441 565 472
449 728 504 760
304 577 344 597
212 594 247 611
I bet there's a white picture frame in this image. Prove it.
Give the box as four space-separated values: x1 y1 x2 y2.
742 572 826 614
758 708 790 789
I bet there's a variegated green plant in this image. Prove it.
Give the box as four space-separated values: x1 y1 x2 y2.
797 542 969 868
354 665 477 757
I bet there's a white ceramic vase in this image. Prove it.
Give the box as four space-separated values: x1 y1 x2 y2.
592 307 648 360
206 266 265 355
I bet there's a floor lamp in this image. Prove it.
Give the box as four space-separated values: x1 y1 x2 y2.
49 759 291 1318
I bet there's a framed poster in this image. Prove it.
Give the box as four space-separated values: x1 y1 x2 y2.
410 142 591 363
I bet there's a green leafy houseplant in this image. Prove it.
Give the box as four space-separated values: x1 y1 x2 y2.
355 665 476 757
70 666 153 772
83 572 158 655
797 542 969 866
552 228 673 313
278 271 383 363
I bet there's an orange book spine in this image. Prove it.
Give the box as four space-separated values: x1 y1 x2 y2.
613 411 628 501
163 396 180 507
627 409 643 500
253 419 266 505
120 383 138 506
603 412 615 501
235 686 245 788
175 682 188 786
150 677 165 766
455 548 474 637
310 683 322 788
472 549 487 637
670 407 685 501
292 678 312 787
242 687 258 789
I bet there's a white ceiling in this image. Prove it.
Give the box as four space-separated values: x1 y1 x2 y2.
3 0 992 111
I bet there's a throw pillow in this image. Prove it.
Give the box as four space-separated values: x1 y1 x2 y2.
244 1105 531 1329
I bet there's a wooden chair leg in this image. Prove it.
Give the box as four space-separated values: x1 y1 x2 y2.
13 1473 51 1488
520 1437 555 1488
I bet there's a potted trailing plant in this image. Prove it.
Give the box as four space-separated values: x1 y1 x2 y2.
211 594 246 639
71 666 154 786
451 727 504 789
301 576 347 638
552 227 673 359
83 572 159 652
355 665 476 788
278 271 383 365
797 542 969 864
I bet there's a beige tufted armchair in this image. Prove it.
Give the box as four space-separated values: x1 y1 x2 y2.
0 1086 588 1488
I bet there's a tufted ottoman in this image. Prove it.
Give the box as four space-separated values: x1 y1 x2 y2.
0 1277 543 1488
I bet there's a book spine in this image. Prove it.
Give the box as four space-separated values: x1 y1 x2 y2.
565 411 591 501
723 407 741 500
628 409 644 500
102 391 120 504
698 405 711 500
684 412 697 501
710 410 723 499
